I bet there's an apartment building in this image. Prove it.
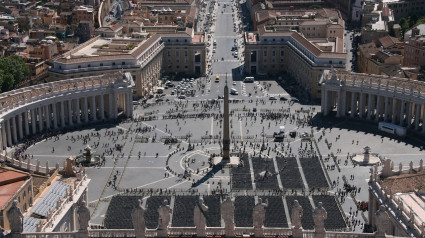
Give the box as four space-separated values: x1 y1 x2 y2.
49 27 206 97
404 29 425 68
161 29 206 76
383 0 425 21
244 26 346 99
0 169 33 232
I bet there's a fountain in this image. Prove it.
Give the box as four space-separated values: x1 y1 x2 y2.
75 144 101 167
352 146 380 165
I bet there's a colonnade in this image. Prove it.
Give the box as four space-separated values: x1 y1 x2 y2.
0 73 134 150
321 69 425 134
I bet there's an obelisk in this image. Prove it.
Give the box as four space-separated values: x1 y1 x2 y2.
222 79 230 163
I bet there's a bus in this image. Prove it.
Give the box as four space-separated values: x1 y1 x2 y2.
378 122 407 137
243 77 254 83
215 75 220 83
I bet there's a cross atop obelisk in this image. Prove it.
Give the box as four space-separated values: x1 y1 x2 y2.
222 73 230 162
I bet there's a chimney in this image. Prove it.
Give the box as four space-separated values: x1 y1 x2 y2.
412 28 420 37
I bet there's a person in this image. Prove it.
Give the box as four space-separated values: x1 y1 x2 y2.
157 199 172 230
77 201 91 231
313 202 327 233
131 199 147 236
7 200 23 233
253 198 268 228
291 200 303 229
194 197 209 228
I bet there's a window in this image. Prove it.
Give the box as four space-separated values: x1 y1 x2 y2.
168 39 170 42
264 51 267 57
176 39 179 42
185 51 187 56
272 51 275 57
168 51 171 56
122 62 125 65
113 62 116 66
185 66 188 69
280 50 284 56
176 66 180 68
78 65 81 68
100 63 103 66
88 64 91 67
329 61 332 64
185 39 187 42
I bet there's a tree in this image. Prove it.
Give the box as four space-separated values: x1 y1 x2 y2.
0 55 29 92
399 17 409 34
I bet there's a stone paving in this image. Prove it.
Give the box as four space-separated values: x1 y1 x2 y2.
15 80 425 231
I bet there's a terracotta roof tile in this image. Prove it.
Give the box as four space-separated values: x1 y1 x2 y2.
0 180 26 209
382 170 425 194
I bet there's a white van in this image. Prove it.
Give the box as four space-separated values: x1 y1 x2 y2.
230 88 238 95
243 77 254 83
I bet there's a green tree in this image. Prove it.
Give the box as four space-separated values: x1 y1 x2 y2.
0 55 29 92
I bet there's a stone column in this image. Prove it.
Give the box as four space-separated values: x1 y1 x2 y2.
108 93 114 119
11 117 17 144
83 97 89 122
375 95 381 121
1 122 7 149
22 111 28 136
60 101 65 127
367 94 373 120
30 109 36 135
125 92 132 117
415 104 421 130
399 100 405 126
321 88 326 114
384 97 389 121
68 100 74 126
76 98 81 124
350 92 356 117
392 98 397 124
6 119 11 147
336 91 343 118
38 107 44 132
359 93 365 118
100 95 105 120
91 96 97 121
45 104 50 130
407 102 413 128
17 114 23 139
52 102 58 129
422 104 425 134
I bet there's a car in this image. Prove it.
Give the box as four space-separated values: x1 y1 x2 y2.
253 107 257 112
155 98 164 102
218 95 224 99
269 96 277 100
178 95 186 99
232 82 236 85
291 97 299 102
280 96 287 101
234 52 238 57
171 91 175 95
212 48 216 53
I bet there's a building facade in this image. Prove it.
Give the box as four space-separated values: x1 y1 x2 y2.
0 72 133 149
244 29 346 99
404 34 425 68
320 69 425 135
